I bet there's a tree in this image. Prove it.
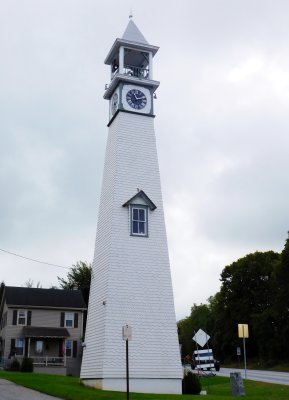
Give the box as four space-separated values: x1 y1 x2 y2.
24 279 42 288
58 261 92 306
273 232 289 360
178 303 214 359
211 250 280 362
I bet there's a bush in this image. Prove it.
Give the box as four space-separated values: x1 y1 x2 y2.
182 369 202 394
21 357 34 372
9 358 20 371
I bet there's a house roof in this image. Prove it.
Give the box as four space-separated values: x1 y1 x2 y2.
23 326 69 338
4 286 87 309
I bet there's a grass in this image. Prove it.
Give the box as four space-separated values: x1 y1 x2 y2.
0 371 289 399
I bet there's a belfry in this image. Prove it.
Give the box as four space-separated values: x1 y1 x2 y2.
80 18 182 394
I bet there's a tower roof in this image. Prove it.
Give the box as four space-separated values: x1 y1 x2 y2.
122 19 149 45
104 20 159 66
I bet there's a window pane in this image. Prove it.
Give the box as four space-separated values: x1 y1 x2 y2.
139 209 145 221
132 221 138 233
131 206 148 236
15 339 24 355
139 222 145 234
66 340 72 357
132 208 139 221
65 312 73 327
18 311 26 325
36 340 43 354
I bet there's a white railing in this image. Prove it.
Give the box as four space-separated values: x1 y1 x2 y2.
32 356 65 366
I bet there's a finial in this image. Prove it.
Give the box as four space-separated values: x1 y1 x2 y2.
129 8 133 19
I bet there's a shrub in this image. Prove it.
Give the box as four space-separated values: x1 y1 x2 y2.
21 357 34 372
9 358 20 371
182 369 202 394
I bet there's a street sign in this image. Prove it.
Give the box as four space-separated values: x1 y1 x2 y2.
237 323 249 379
193 329 210 347
122 325 132 341
238 324 249 338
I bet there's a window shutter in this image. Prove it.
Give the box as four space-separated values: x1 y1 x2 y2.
24 338 28 357
27 311 32 326
10 338 15 354
12 310 17 325
74 313 78 328
60 312 65 327
72 341 78 358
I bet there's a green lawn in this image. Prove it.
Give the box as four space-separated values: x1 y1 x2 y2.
0 371 289 399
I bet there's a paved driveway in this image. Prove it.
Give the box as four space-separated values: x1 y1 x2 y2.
0 379 63 400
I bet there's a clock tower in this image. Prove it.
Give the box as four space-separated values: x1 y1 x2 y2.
80 19 182 394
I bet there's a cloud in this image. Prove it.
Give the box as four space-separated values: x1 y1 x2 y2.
1 0 289 319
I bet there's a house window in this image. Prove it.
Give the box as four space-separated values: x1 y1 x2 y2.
15 338 24 356
65 312 73 327
18 310 27 325
131 205 148 236
35 340 44 354
66 340 72 357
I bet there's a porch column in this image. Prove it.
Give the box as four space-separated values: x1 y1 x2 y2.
64 339 66 367
28 338 30 358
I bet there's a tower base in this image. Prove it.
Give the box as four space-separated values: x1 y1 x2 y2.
81 378 182 394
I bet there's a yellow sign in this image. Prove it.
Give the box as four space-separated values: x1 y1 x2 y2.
238 324 249 338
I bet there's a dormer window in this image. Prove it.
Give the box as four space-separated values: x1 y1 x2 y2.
131 205 148 236
123 190 157 238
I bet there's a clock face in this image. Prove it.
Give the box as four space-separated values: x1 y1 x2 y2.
111 92 118 115
126 89 147 110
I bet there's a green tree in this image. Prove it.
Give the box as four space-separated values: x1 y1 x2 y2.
213 251 280 362
273 232 289 360
58 261 92 306
178 303 213 359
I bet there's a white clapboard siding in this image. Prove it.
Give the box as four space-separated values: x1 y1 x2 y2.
80 111 182 393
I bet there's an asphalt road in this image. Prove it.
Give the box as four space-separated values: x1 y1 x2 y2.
0 379 63 400
215 367 289 386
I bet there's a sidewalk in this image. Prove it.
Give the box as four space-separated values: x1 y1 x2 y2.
0 379 63 400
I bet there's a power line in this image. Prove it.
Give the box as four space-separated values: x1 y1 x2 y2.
0 248 70 270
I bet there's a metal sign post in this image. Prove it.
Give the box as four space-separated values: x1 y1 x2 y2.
238 324 249 379
122 325 132 400
236 347 241 367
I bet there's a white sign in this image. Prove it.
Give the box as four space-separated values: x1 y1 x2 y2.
122 325 132 341
193 329 210 347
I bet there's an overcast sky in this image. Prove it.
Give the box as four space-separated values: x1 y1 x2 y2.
1 0 289 319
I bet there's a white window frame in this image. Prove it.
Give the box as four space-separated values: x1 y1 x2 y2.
15 338 24 356
130 205 148 237
65 339 72 357
17 310 27 325
35 340 44 354
65 312 73 328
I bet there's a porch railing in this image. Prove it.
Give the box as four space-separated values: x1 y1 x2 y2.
31 356 65 366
